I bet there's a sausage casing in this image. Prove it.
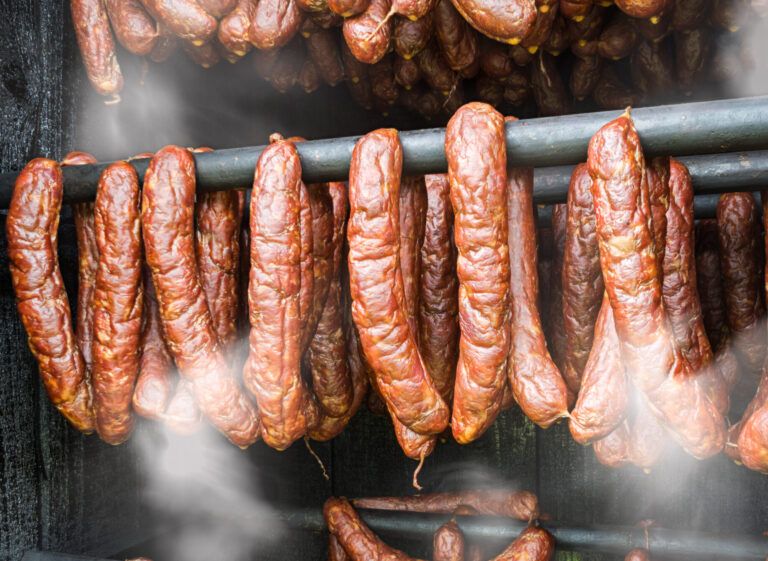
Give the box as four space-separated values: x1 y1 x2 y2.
71 0 124 96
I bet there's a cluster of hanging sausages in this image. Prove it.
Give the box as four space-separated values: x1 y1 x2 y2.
325 489 553 561
7 101 768 477
71 0 760 118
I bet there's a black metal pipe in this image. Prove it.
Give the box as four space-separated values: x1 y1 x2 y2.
21 553 113 561
0 96 767 208
283 508 768 560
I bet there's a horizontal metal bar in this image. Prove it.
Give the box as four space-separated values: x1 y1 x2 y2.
0 96 767 209
283 507 768 560
22 553 113 561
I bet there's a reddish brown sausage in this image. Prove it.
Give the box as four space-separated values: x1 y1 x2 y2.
416 40 456 94
569 56 603 99
434 0 479 71
329 0 370 17
614 0 667 19
104 0 158 56
561 163 604 392
625 549 651 561
219 0 257 56
547 203 567 372
298 181 315 352
249 0 303 50
139 0 218 44
400 176 427 340
445 103 511 442
488 527 555 561
419 174 459 403
628 391 669 469
7 159 95 432
142 146 260 448
530 51 570 116
306 29 346 86
675 28 710 96
393 14 434 59
588 112 725 459
71 0 124 97
149 25 179 62
597 12 637 60
593 418 631 468
353 490 539 520
343 0 393 64
196 0 238 17
717 192 766 377
449 0 537 44
91 162 143 445
394 56 422 89
348 129 449 435
324 497 428 561
696 219 729 350
329 533 350 561
433 521 464 561
309 182 354 418
506 166 570 428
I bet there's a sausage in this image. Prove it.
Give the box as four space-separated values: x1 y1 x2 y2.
671 0 710 28
662 158 729 414
567 5 606 44
695 221 732 361
592 65 641 110
139 0 217 44
542 15 569 54
502 68 531 106
370 55 400 106
249 0 303 50
675 28 710 95
343 0 393 64
729 365 768 463
530 51 570 116
416 40 456 94
717 192 766 377
597 12 637 59
709 0 743 30
7 159 95 432
71 0 124 97
348 129 449 435
297 0 328 14
476 74 504 107
506 166 570 428
393 14 433 59
634 10 671 41
588 111 726 459
537 226 554 347
614 0 667 19
142 146 260 448
309 182 354 418
433 521 464 561
296 180 315 356
400 176 428 340
569 55 601 99
219 0 257 56
393 0 437 19
104 0 159 56
183 40 221 67
434 0 479 71
353 490 539 519
267 40 304 92
196 0 238 17
560 0 592 19
149 25 179 62
419 174 459 403
299 59 322 92
195 189 243 358
92 162 143 445
480 40 514 80
324 498 428 561
394 56 422 89
520 0 559 52
449 0 536 44
630 39 676 96
561 163 603 392
547 203 567 372
625 549 651 561
569 295 628 444
306 28 345 86
488 527 555 561
445 103 510 442
628 391 670 469
132 263 175 420
329 0 370 17
329 533 350 561
347 72 375 110
509 44 534 66
593 419 631 468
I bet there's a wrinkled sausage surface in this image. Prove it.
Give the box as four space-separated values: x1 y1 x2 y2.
488 527 555 561
343 0 393 64
72 0 124 96
449 0 536 44
105 0 158 56
249 0 303 50
139 0 218 44
433 521 464 561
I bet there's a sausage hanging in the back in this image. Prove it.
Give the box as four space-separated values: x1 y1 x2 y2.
71 0 124 97
433 520 464 561
139 0 218 45
488 526 555 561
104 0 159 56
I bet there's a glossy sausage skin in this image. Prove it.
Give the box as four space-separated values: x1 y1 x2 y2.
717 192 766 377
506 166 570 428
219 0 257 56
445 103 510 443
561 163 604 392
353 490 539 520
92 162 143 445
196 0 238 17
249 0 303 50
449 0 536 44
433 521 464 561
195 190 243 358
329 0 370 17
299 181 315 349
329 533 350 561
400 176 427 340
104 0 158 56
142 146 260 448
695 220 728 351
625 549 651 561
588 113 725 459
488 527 555 561
243 141 319 449
324 498 428 561
343 0 393 64
309 182 354 418
547 203 567 372
139 0 218 45
593 419 631 468
662 159 729 414
7 159 95 432
348 129 449 435
569 295 628 444
614 0 667 19
393 14 433 59
71 0 124 96
419 174 459 403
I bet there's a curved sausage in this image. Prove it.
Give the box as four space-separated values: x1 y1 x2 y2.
394 56 422 89
449 0 537 44
139 0 217 44
569 56 603 99
593 419 631 468
695 221 728 350
142 146 260 448
588 111 725 459
530 51 570 116
400 176 427 341
489 527 555 561
105 0 159 56
92 162 143 445
628 391 669 469
348 129 449 435
249 0 303 50
71 0 124 97
7 159 95 432
343 0 393 64
506 166 570 428
597 12 637 60
329 0 370 17
419 174 459 403
614 0 667 19
434 0 479 71
445 103 511 442
329 534 350 561
675 28 710 96
306 29 346 86
547 203 567 372
196 0 238 17
433 521 464 561
219 0 257 56
393 14 433 59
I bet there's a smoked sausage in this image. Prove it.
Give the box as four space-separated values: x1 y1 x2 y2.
71 0 124 98
249 0 303 50
343 0 393 64
488 527 555 561
448 0 536 44
105 0 159 56
139 0 217 45
433 521 464 561
219 0 257 56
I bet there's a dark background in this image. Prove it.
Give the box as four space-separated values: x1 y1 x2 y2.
1 1 767 560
